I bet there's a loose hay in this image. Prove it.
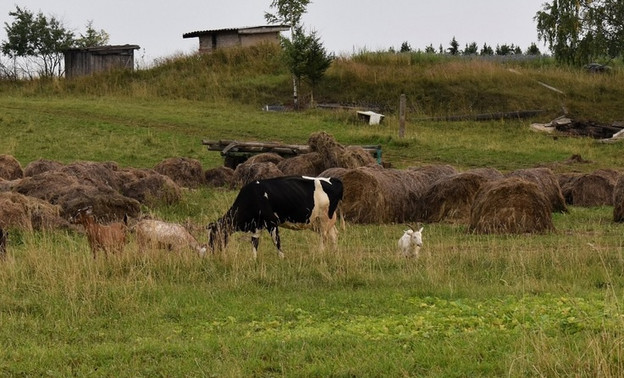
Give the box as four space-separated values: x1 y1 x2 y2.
559 169 619 206
60 161 122 191
507 167 567 213
0 192 68 231
154 157 205 188
418 172 491 223
0 155 23 180
469 177 554 234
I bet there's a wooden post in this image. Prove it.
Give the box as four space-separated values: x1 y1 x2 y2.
399 94 406 138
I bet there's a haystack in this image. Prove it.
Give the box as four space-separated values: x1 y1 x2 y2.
559 169 619 206
418 172 491 223
120 168 182 205
60 161 122 191
0 192 68 231
245 153 284 166
466 167 504 180
277 152 325 176
24 159 63 177
233 161 283 187
469 177 554 234
613 175 624 222
204 166 236 188
0 155 23 180
154 157 205 188
308 131 376 171
337 164 456 223
14 171 81 203
507 167 567 213
318 167 350 180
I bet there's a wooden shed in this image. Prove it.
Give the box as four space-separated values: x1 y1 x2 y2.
63 44 140 78
183 25 289 53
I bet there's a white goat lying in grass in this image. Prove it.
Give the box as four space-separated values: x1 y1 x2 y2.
398 225 423 258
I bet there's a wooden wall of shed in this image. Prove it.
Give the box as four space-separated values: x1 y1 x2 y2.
65 50 135 78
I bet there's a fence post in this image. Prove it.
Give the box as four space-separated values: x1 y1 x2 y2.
399 94 406 138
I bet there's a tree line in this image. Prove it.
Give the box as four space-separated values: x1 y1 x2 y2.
397 38 542 57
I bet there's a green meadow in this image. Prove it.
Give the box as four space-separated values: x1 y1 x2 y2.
0 46 623 376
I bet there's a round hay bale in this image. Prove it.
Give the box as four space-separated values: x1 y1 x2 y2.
338 165 449 223
14 171 81 203
407 164 458 180
0 155 23 180
308 131 376 170
60 161 122 191
318 167 350 180
120 168 182 205
613 175 624 222
507 167 567 213
233 161 284 187
24 159 64 177
0 192 68 231
419 172 491 223
0 178 21 192
469 177 554 234
154 157 205 188
560 169 619 207
277 152 325 176
205 166 236 188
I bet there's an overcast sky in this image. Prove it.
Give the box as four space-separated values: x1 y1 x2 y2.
1 1 548 65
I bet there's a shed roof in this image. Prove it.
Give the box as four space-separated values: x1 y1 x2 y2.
183 25 289 39
63 44 140 53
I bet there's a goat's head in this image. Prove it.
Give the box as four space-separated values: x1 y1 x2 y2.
404 224 424 247
70 206 94 224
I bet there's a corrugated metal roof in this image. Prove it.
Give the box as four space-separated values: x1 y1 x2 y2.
183 25 289 39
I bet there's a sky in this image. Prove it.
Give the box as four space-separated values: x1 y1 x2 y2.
0 0 549 65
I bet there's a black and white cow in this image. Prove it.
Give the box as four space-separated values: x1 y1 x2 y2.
207 175 343 259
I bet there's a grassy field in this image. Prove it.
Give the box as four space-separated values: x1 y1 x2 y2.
1 50 624 376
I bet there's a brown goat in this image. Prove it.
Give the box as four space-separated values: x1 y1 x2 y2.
71 207 127 259
0 227 7 260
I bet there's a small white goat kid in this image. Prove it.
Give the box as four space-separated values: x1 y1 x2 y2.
398 225 423 257
135 219 207 257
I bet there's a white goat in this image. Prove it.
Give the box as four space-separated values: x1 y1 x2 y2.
135 219 207 257
398 225 423 257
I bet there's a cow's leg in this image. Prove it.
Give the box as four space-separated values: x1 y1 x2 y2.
268 226 284 259
251 230 260 260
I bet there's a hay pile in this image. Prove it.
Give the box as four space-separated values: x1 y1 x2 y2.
559 169 619 206
0 192 68 230
154 157 205 188
469 177 554 234
308 131 376 171
24 159 64 177
205 166 236 188
277 152 325 176
233 153 284 186
418 172 491 223
336 164 456 223
119 168 182 206
0 154 23 180
507 168 567 213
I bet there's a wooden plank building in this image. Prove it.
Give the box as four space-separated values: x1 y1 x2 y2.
63 44 140 78
183 25 289 53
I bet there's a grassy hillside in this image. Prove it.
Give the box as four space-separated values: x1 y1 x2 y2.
1 48 624 376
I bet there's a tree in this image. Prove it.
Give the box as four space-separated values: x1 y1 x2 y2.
447 37 459 55
424 44 436 54
535 0 624 65
526 43 541 55
463 42 478 55
400 41 411 53
2 6 74 78
480 43 494 55
74 21 110 48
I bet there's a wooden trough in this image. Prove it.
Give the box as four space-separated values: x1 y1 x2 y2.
202 139 382 168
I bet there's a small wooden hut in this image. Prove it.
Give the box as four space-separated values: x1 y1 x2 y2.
63 45 140 78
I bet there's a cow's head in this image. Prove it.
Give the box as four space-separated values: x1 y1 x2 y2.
207 220 229 252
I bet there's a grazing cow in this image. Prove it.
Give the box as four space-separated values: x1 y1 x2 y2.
398 225 423 258
71 207 128 259
0 227 7 260
135 219 207 257
207 175 343 259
